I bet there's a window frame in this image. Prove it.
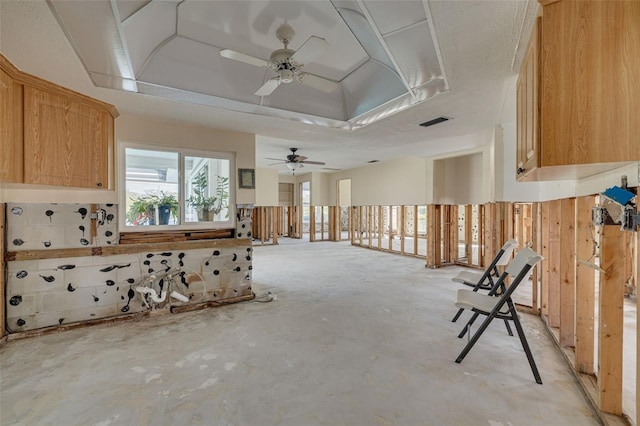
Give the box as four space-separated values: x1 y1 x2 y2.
118 141 236 232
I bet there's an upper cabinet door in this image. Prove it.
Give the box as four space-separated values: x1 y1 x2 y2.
0 66 23 183
540 0 640 167
23 86 112 189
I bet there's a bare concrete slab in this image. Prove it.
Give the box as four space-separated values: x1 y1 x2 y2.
1 241 599 425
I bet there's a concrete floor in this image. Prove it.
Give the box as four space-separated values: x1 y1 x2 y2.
1 240 599 425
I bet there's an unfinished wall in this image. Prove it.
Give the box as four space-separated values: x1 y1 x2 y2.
5 202 253 333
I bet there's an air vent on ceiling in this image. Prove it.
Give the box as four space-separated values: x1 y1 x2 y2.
419 116 450 127
322 167 341 171
367 160 379 163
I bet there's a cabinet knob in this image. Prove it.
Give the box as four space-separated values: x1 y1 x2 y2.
97 182 103 187
517 167 525 175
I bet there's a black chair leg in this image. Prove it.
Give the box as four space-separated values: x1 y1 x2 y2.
458 312 480 338
452 308 465 323
455 310 497 363
508 301 542 384
503 319 514 336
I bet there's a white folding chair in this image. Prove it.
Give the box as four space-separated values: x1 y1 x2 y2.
451 239 519 326
453 247 544 384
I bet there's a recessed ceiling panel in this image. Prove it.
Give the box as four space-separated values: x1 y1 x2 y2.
115 0 150 22
335 6 395 71
362 0 426 36
263 80 346 121
383 21 442 88
49 0 132 78
341 61 407 119
123 2 177 75
139 37 266 105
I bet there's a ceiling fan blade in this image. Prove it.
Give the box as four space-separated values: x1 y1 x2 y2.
220 49 269 68
255 77 280 96
298 72 338 93
299 160 326 165
268 161 286 166
266 157 286 161
291 36 328 64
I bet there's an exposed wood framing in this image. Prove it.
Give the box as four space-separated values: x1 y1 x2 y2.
400 206 406 255
483 203 496 267
478 205 485 267
575 195 596 374
413 205 419 255
310 206 316 242
540 201 550 317
426 204 441 268
465 205 473 265
378 206 384 249
547 199 561 328
531 202 539 311
272 207 279 245
559 197 576 348
388 206 394 251
598 225 624 415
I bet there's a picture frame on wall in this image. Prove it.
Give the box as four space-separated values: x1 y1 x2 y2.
238 168 255 189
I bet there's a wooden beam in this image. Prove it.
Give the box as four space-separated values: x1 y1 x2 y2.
547 199 561 328
478 205 485 267
378 206 383 249
530 202 539 311
310 206 316 242
540 201 550 318
483 203 496 267
400 206 406 255
273 207 279 245
598 225 624 415
388 206 394 251
466 205 473 264
426 205 441 268
559 197 576 348
449 205 458 263
575 195 595 374
414 205 419 255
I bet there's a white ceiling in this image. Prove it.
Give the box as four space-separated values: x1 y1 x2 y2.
0 0 538 174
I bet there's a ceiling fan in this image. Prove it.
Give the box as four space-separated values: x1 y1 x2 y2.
220 23 339 97
267 148 326 172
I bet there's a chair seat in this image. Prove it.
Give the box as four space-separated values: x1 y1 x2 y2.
452 270 488 287
455 289 510 315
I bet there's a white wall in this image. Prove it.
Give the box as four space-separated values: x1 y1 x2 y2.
254 167 279 206
338 179 351 206
433 153 485 205
326 157 429 206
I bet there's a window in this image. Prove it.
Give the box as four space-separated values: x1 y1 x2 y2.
121 144 234 230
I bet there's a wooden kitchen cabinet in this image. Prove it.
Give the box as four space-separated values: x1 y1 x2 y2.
0 64 24 183
0 53 118 189
23 86 112 189
517 0 640 181
516 17 540 180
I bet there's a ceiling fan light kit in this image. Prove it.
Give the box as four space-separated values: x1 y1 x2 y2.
266 148 326 173
220 23 338 97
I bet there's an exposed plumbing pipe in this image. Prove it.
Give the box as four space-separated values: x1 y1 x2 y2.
170 291 189 303
135 286 166 303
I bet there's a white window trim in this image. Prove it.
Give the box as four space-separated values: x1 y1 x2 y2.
118 141 236 233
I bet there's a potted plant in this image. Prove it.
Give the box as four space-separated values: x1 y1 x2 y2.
127 192 178 226
127 194 157 225
156 191 179 225
186 171 229 221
